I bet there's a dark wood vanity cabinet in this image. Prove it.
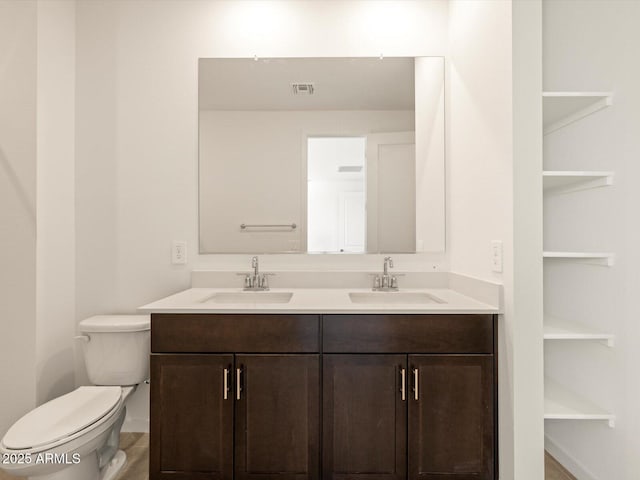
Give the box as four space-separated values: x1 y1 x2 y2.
323 315 496 480
150 313 496 480
150 314 321 480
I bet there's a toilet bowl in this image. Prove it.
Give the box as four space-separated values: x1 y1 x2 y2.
0 315 150 480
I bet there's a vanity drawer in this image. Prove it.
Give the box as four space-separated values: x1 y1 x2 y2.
152 314 320 353
323 314 494 354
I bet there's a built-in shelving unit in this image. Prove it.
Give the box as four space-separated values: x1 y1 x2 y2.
543 251 614 266
543 171 614 193
542 90 616 433
544 315 615 347
543 92 613 135
545 379 615 428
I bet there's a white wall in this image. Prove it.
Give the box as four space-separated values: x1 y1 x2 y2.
448 1 544 479
72 0 450 306
73 0 449 431
0 0 38 437
73 0 450 319
36 0 77 407
543 1 640 479
512 1 545 478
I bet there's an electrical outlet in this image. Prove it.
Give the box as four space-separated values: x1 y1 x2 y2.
491 240 503 273
172 241 187 265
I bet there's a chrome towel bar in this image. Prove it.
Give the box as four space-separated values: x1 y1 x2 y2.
240 223 297 230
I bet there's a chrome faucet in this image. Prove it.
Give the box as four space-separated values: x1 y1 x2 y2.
242 256 271 291
372 256 399 291
384 256 393 276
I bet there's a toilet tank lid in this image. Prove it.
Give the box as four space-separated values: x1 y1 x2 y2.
79 314 151 333
2 386 122 450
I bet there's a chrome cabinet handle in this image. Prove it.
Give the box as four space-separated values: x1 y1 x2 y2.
413 368 419 400
223 368 229 400
401 368 406 401
236 367 242 400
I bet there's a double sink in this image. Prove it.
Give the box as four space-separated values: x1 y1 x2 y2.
204 291 445 305
199 255 446 306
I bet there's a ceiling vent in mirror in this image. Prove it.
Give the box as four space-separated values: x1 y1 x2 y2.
291 83 315 95
337 166 363 173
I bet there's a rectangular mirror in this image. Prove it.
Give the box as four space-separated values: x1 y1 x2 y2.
199 57 444 254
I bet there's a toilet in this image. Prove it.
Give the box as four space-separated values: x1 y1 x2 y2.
0 315 150 480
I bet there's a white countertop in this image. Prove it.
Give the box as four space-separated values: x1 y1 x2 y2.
138 287 499 315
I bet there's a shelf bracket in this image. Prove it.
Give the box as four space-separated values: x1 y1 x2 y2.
608 417 616 428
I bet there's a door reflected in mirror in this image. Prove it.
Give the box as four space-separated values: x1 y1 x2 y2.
307 137 366 253
198 57 444 254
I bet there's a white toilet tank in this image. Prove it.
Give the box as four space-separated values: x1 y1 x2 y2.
78 315 151 386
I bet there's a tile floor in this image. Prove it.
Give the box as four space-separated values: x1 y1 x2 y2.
0 437 574 480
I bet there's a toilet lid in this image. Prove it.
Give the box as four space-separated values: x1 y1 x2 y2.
2 386 122 450
79 314 150 333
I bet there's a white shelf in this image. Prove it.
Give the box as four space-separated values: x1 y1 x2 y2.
543 92 613 135
543 251 614 267
544 315 614 347
543 171 614 193
545 379 615 427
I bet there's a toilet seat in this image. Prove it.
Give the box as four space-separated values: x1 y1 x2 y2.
2 386 122 452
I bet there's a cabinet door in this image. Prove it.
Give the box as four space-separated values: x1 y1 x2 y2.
323 354 407 480
235 354 320 480
408 355 494 480
150 354 234 480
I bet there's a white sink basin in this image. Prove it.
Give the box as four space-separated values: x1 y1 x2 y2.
204 292 294 304
349 291 445 305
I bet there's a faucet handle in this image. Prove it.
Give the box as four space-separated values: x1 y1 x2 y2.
257 273 274 290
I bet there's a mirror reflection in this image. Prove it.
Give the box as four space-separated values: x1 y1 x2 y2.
198 57 444 254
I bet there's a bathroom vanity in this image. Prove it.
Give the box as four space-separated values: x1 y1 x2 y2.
145 287 498 480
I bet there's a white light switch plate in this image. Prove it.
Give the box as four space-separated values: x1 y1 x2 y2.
172 241 187 265
491 240 503 273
